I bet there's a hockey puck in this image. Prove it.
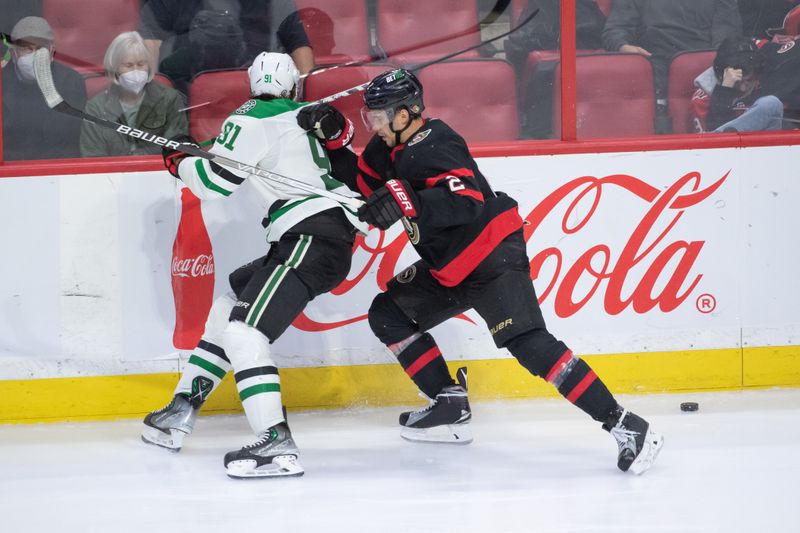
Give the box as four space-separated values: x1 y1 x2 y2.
680 402 699 412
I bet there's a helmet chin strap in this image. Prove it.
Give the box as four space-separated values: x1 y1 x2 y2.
389 107 415 145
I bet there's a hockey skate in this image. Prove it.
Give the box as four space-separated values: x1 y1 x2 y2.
603 406 664 475
141 376 212 452
224 422 304 479
399 367 473 444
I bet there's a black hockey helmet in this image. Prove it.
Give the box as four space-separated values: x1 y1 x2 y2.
363 69 425 116
714 37 763 80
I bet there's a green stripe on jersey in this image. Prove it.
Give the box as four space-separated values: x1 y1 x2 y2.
195 159 232 196
188 355 228 379
269 196 319 223
239 382 281 401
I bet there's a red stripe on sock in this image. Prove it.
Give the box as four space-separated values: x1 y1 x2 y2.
545 349 574 383
405 347 441 378
566 370 597 403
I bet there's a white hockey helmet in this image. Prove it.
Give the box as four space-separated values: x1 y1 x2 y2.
248 52 300 99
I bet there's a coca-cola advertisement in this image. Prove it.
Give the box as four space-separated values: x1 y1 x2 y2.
4 147 798 374
171 187 215 350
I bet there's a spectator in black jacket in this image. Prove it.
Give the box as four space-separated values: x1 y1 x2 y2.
138 0 314 94
1 16 86 161
691 36 783 132
602 0 742 133
739 0 800 39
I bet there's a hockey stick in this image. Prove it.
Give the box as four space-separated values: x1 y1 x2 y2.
299 0 513 80
31 48 364 209
316 8 539 104
184 2 522 113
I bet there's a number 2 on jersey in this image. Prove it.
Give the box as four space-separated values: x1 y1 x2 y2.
217 122 242 150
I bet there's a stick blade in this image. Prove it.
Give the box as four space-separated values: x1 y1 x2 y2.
33 47 64 109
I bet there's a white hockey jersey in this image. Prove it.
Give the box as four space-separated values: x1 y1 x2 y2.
177 98 367 241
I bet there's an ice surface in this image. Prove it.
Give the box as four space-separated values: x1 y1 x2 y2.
1 389 797 532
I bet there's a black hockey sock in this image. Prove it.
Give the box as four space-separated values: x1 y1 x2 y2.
392 333 455 399
546 350 618 422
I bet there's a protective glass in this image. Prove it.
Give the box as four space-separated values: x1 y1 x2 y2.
361 106 395 131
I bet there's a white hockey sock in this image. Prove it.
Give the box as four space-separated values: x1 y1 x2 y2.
175 293 235 398
222 320 284 435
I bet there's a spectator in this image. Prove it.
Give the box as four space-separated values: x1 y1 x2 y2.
80 31 188 157
757 34 800 124
504 0 606 139
505 0 605 65
692 36 783 132
0 0 43 37
602 0 742 133
139 0 314 94
739 0 800 39
2 16 86 161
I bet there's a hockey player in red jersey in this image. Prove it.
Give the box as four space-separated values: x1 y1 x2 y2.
297 69 663 474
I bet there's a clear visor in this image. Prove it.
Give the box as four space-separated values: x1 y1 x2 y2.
361 106 396 130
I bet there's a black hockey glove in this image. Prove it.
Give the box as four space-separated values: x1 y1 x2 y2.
357 179 418 230
162 134 200 179
297 103 354 149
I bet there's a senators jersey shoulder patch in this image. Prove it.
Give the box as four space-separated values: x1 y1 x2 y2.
408 129 432 146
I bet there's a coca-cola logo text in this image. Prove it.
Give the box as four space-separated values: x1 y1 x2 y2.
292 170 729 331
172 254 215 278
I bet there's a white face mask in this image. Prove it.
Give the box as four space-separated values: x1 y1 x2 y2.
14 52 37 82
117 69 149 94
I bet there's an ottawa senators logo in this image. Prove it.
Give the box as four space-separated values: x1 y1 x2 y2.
396 265 417 284
778 40 796 54
408 129 431 146
401 217 421 244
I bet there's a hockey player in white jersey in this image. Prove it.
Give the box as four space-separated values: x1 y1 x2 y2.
141 52 365 479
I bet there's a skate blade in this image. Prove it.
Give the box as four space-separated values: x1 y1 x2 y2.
629 430 664 475
226 455 305 479
400 423 473 445
141 425 186 452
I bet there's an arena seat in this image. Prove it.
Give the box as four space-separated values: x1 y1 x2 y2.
778 5 800 36
595 0 612 17
417 60 519 142
295 0 371 66
553 53 656 138
43 0 139 73
376 0 480 65
668 50 715 134
188 69 250 142
84 73 175 99
303 64 393 149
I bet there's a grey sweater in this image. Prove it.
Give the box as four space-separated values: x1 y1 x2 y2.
602 0 742 57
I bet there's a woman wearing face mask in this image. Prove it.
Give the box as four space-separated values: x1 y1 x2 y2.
1 16 86 160
80 31 188 157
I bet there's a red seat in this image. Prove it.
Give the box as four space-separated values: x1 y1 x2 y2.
668 50 715 133
43 0 139 72
303 64 394 149
84 73 175 99
595 0 612 17
417 60 519 142
779 5 800 36
376 0 480 65
188 69 250 142
295 0 371 66
553 53 655 138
